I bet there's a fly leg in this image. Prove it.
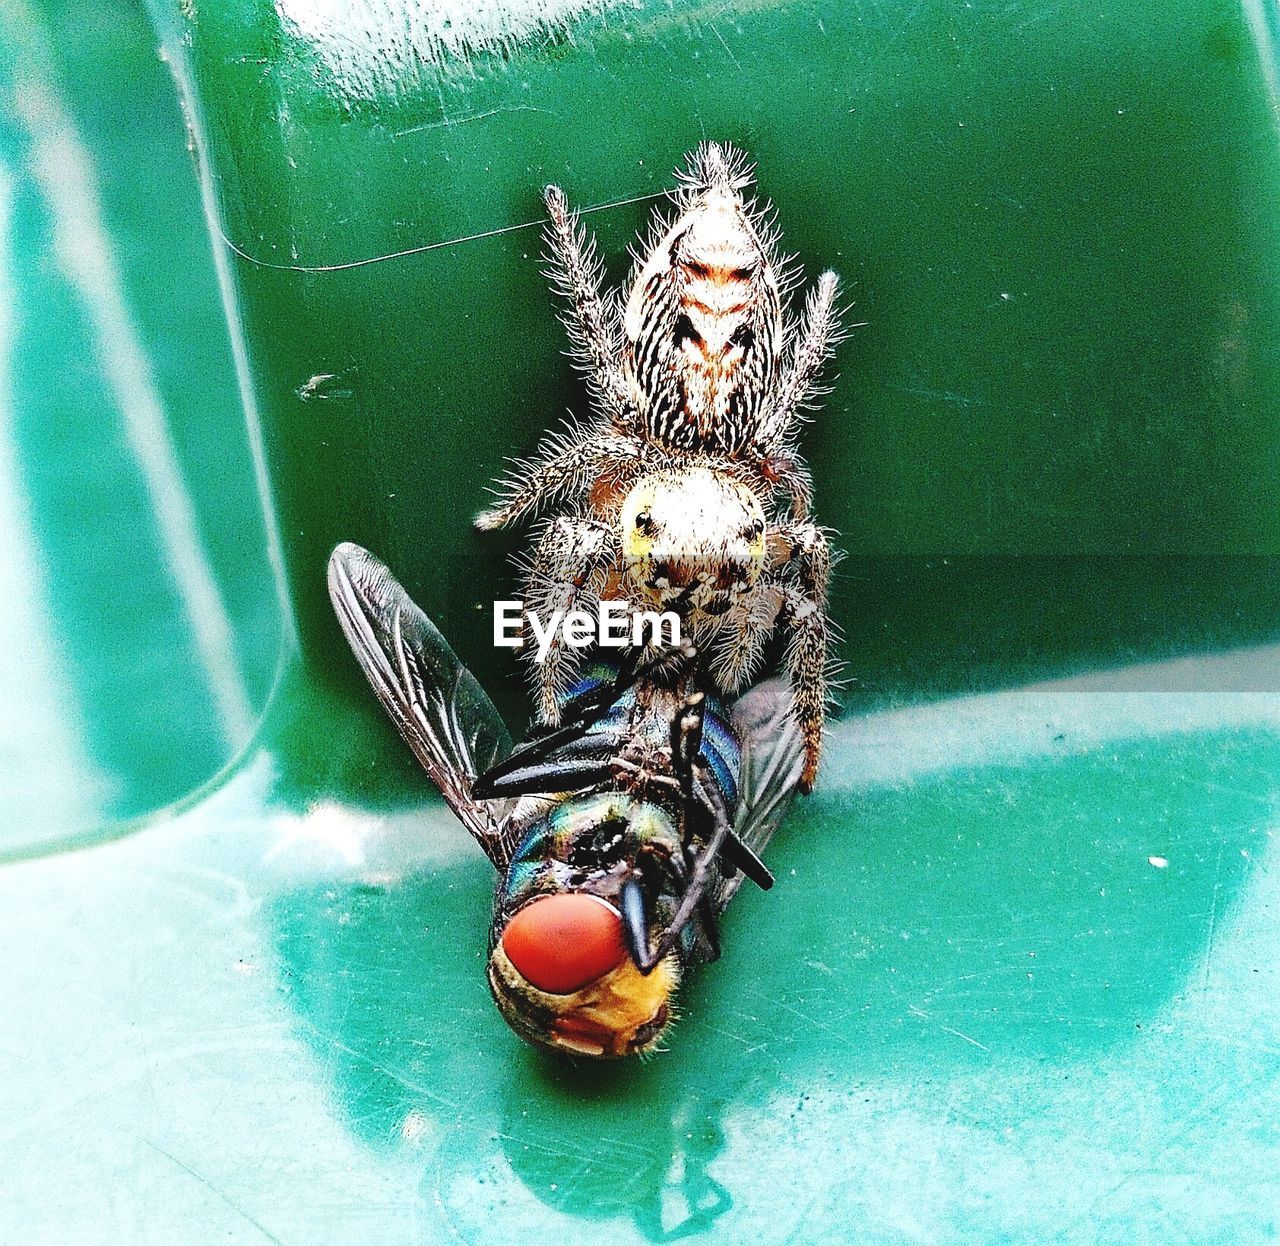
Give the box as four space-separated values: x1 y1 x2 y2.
475 647 642 800
474 640 699 799
620 688 774 973
670 694 720 960
470 669 630 802
671 691 772 892
623 692 721 971
543 184 637 430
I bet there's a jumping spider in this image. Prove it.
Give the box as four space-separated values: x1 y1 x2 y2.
477 143 845 788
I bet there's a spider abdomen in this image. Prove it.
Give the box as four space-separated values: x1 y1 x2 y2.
624 171 783 452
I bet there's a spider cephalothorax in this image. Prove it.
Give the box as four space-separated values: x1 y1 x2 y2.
618 466 767 612
477 143 845 788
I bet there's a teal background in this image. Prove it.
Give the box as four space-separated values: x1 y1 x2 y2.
3 0 1280 1241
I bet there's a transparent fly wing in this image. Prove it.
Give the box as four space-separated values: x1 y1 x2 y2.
327 542 516 867
718 677 805 911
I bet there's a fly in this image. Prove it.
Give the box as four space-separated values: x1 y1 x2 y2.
328 542 804 1059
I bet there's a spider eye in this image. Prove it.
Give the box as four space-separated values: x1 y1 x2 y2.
635 509 657 536
745 519 765 541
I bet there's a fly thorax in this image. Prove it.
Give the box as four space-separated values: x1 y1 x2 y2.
498 792 682 923
619 467 767 612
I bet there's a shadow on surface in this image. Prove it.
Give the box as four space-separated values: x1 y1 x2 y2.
265 719 1275 1239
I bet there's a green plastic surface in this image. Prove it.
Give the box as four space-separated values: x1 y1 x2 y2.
5 0 1280 1240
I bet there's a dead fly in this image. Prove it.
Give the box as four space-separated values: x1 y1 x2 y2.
476 143 846 788
328 543 803 1059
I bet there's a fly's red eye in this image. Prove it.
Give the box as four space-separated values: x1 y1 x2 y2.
501 894 626 995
